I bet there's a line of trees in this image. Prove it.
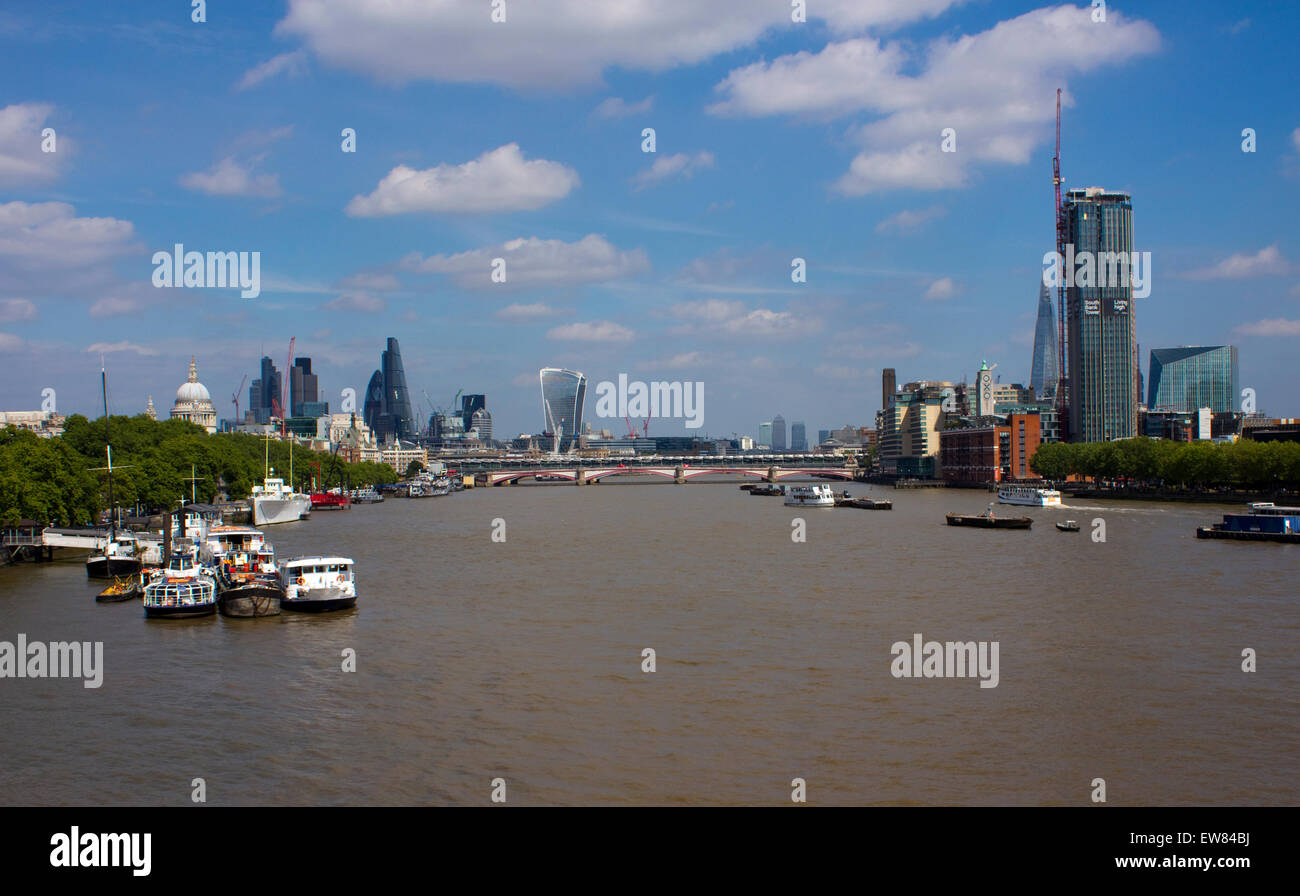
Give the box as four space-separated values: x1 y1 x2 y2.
1 415 397 527
1029 437 1300 490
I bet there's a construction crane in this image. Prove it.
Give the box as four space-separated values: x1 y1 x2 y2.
1053 88 1069 437
624 416 638 438
281 336 295 435
232 374 248 423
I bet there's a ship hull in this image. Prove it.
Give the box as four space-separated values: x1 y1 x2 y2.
86 556 142 579
946 514 1032 529
253 496 311 526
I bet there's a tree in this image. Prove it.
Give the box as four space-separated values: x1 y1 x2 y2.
404 460 425 479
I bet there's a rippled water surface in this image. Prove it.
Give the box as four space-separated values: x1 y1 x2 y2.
1 480 1296 805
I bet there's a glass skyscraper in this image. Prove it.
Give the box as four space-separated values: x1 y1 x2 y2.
539 368 586 451
772 415 786 451
1029 280 1059 400
1147 346 1239 413
363 337 415 444
791 421 807 451
1063 187 1137 442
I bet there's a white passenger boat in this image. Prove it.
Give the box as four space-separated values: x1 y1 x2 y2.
252 477 311 525
279 556 358 613
142 552 217 619
997 485 1062 507
784 484 836 506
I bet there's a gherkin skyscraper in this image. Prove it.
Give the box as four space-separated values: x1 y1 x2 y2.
1030 280 1059 400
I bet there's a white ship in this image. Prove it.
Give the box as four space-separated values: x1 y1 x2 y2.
997 485 1062 507
251 477 311 525
784 484 836 506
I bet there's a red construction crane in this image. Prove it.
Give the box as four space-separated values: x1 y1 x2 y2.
624 416 638 438
1053 88 1069 438
282 336 295 435
642 417 649 438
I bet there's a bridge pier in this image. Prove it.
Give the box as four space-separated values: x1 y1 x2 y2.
767 465 778 483
574 467 586 485
674 465 686 484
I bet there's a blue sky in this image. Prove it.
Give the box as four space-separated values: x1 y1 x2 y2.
1 0 1297 439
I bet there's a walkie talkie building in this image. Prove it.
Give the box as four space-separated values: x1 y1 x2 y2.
539 368 586 452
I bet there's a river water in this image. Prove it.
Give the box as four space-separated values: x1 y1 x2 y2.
1 479 1295 806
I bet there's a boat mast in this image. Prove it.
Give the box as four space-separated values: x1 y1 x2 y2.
101 364 115 542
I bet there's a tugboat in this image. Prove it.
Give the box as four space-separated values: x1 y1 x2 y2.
279 556 358 613
141 552 217 619
946 504 1033 529
95 574 142 603
202 526 282 617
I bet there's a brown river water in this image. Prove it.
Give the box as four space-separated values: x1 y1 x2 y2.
1 478 1296 806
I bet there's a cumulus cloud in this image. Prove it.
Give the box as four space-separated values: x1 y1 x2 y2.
346 143 578 216
875 205 947 234
669 298 818 337
632 151 715 189
0 332 24 352
0 297 36 322
0 201 136 273
593 96 654 119
546 320 635 342
323 291 386 312
86 341 158 356
402 234 648 289
336 271 400 291
923 277 958 301
236 49 309 90
1186 245 1291 279
496 302 562 321
710 5 1160 193
0 103 64 187
89 297 143 318
180 156 282 197
276 0 965 89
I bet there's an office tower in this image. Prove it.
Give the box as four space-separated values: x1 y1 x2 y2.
1029 281 1059 399
471 407 493 444
759 421 772 447
818 429 831 445
248 356 281 424
460 394 486 433
1063 187 1137 442
539 368 587 451
772 415 786 451
363 338 416 444
1147 346 1239 413
291 357 319 417
882 368 896 414
791 421 807 451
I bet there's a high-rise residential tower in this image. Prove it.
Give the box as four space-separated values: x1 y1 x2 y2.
1029 281 1059 400
1063 187 1137 442
539 368 586 452
1148 346 1239 413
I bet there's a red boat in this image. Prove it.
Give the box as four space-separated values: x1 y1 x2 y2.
310 492 351 511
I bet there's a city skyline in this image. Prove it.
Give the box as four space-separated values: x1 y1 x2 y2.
2 1 1297 436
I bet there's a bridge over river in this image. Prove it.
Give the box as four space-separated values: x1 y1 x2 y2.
452 455 857 487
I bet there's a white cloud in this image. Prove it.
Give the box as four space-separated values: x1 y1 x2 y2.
237 49 309 90
0 332 24 352
1186 245 1291 279
923 277 958 301
710 6 1160 193
86 341 158 356
89 297 143 318
1233 318 1300 337
0 201 136 273
632 151 715 189
669 298 818 337
337 271 400 291
402 234 648 289
593 96 654 119
546 320 635 343
875 205 947 234
0 297 36 322
346 143 578 216
0 103 64 187
651 351 705 370
276 0 966 89
323 291 386 312
496 302 561 321
1292 128 1300 153
180 156 282 198
814 363 870 380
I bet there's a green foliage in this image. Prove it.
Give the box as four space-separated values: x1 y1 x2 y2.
1 417 397 525
405 460 425 478
1028 436 1299 489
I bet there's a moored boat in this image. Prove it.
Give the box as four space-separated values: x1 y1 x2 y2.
95 574 142 602
252 476 312 525
86 534 143 579
1196 503 1300 543
785 484 836 506
142 552 217 618
310 491 351 511
1055 520 1081 532
280 556 358 613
